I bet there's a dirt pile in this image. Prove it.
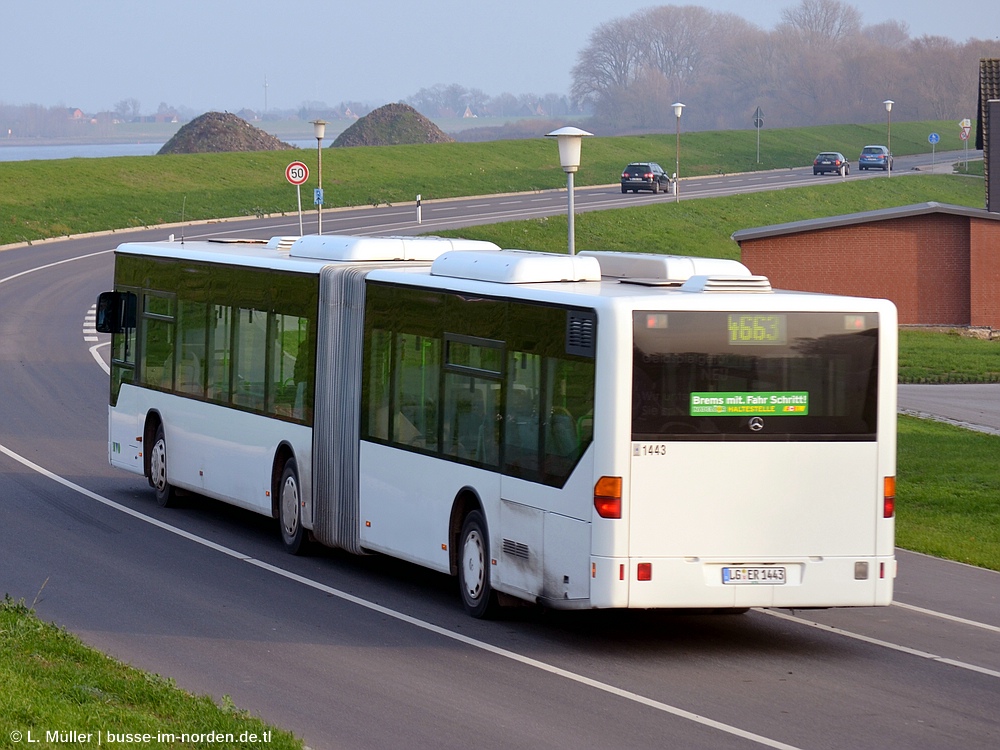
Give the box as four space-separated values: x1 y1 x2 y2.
332 103 453 147
158 112 294 155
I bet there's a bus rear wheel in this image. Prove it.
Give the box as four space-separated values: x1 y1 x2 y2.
150 424 177 508
279 458 310 555
458 510 500 618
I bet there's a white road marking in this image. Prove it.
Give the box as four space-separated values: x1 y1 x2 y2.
761 609 1000 679
892 600 1000 634
0 438 803 750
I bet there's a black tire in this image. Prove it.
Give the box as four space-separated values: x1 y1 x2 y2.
149 424 177 507
651 180 659 194
621 185 627 193
278 458 310 555
458 510 500 618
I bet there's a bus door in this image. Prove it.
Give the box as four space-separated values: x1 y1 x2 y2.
499 343 596 604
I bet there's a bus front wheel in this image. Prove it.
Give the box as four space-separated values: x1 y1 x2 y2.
150 424 176 508
279 458 310 555
458 510 500 618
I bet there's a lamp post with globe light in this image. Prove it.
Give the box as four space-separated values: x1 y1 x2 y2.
672 103 685 201
883 100 893 178
546 126 593 255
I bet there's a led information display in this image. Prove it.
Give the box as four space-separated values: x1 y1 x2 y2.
727 313 787 345
690 391 809 416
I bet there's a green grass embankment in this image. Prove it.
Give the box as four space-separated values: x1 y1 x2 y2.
0 119 978 247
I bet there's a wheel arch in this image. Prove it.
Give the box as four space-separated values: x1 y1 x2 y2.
141 410 164 480
448 486 483 576
270 441 297 520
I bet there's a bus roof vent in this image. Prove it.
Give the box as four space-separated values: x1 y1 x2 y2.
431 249 602 284
680 275 773 293
264 236 301 253
289 234 500 262
578 251 751 282
566 310 597 357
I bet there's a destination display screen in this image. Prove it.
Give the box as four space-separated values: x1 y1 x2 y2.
727 314 786 345
632 311 879 441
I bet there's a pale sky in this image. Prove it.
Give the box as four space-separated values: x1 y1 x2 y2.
2 0 996 114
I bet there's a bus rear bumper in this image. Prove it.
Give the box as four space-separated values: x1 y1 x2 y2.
589 555 896 610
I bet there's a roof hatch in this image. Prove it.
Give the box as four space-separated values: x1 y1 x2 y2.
578 250 751 284
289 234 500 262
679 275 773 293
431 249 601 283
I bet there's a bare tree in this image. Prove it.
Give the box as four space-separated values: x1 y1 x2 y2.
570 15 645 105
779 0 862 42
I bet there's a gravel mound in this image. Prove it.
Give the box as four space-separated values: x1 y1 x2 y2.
332 103 453 147
158 112 294 154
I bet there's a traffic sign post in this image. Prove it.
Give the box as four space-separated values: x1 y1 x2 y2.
960 118 972 170
928 132 940 169
285 161 309 235
753 106 764 163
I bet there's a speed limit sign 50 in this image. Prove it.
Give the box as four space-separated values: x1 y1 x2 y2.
285 161 309 185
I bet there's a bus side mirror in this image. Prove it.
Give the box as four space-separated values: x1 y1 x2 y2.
96 291 136 334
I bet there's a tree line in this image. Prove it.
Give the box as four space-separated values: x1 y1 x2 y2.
571 0 1000 134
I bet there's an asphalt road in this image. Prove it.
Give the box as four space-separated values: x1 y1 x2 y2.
899 383 1000 434
2 160 998 749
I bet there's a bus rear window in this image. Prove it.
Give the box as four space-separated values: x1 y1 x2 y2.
632 311 878 440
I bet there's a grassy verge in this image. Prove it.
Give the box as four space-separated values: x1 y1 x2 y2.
899 329 1000 382
897 417 1000 571
0 596 302 749
433 173 986 259
0 119 978 246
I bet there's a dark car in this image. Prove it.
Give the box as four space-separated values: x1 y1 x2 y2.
858 145 893 171
620 162 672 193
812 152 850 175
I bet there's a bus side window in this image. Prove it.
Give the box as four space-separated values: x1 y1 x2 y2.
207 304 232 403
233 307 266 411
270 313 311 422
176 300 207 398
140 292 175 391
393 333 439 450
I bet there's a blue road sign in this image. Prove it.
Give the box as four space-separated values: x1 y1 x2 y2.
928 132 940 144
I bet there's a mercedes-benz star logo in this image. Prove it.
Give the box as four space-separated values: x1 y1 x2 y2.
749 417 765 432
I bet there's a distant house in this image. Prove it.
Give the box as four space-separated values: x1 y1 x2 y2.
463 106 477 118
67 108 84 120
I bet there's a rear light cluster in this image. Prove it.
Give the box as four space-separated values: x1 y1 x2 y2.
594 476 621 519
884 476 896 518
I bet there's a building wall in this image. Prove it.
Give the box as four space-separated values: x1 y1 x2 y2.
739 215 987 326
970 218 1000 327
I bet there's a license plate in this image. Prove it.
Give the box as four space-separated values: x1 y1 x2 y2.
722 566 786 584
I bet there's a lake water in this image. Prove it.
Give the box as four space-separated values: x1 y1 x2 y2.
0 139 317 162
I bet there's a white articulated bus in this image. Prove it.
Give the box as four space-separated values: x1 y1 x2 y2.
97 234 898 617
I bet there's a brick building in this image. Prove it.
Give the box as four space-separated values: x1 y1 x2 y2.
732 202 1000 329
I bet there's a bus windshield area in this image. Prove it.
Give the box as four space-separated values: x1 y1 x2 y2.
632 311 879 440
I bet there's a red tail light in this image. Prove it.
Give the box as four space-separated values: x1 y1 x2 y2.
884 476 896 518
594 476 622 519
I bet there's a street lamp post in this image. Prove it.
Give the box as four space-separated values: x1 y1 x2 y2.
545 126 593 255
883 100 894 178
311 119 327 233
672 102 685 201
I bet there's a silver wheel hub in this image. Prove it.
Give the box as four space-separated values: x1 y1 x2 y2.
462 529 486 599
281 475 299 537
150 439 166 491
